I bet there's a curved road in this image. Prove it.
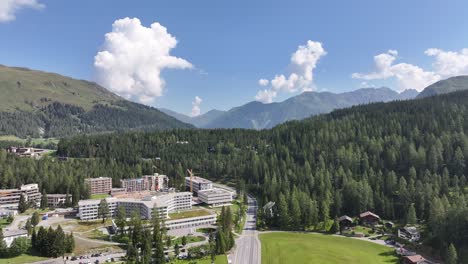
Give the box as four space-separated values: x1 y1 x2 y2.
230 196 261 264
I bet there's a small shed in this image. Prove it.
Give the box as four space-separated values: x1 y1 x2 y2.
385 221 395 229
338 215 353 227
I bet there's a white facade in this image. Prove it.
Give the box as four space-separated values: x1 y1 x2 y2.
0 184 41 208
198 188 233 206
185 176 213 193
78 192 192 221
165 214 217 230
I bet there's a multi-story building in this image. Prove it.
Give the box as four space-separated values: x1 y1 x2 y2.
0 184 41 208
120 173 168 192
185 176 213 193
47 194 67 208
85 177 112 195
198 188 233 206
78 191 192 221
6 147 49 159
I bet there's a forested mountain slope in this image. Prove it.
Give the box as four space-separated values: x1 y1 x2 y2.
0 65 192 138
417 75 468 98
56 90 468 262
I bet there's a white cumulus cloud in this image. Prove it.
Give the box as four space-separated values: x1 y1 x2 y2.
353 48 468 92
255 40 326 103
0 0 44 22
258 79 269 86
190 96 202 117
94 17 193 104
425 48 468 77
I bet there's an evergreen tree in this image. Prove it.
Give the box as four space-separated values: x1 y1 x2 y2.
182 235 187 247
98 199 110 223
406 203 417 225
18 194 28 213
65 232 75 253
215 231 226 254
115 205 127 236
25 218 32 235
40 191 48 209
31 211 40 227
174 242 180 256
31 229 37 249
0 228 7 257
446 243 458 264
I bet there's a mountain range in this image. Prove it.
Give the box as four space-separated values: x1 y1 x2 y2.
0 65 192 138
162 87 419 129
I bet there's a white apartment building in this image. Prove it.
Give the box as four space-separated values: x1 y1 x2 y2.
198 188 233 206
78 192 192 221
120 173 169 192
47 194 67 208
0 184 41 208
185 176 213 193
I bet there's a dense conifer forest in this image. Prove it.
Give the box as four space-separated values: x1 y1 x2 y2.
2 90 468 261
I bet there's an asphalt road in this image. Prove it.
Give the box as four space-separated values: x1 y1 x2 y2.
231 196 261 264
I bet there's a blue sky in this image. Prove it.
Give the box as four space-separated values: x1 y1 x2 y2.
1 0 468 115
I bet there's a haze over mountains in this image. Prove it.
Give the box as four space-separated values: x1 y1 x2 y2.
162 87 420 129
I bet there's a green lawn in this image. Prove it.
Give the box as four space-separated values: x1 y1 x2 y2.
260 232 398 264
169 209 212 220
172 235 205 246
0 218 11 228
0 254 49 264
90 194 110 200
169 255 227 264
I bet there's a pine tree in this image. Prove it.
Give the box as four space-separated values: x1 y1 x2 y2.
65 232 75 253
40 191 48 209
174 242 180 256
115 205 127 236
31 211 40 227
446 243 458 264
406 203 417 225
215 230 226 254
18 194 28 213
182 235 187 247
31 229 37 249
0 228 7 257
25 218 32 235
98 199 110 223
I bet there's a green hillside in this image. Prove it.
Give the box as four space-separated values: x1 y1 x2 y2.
0 65 120 112
0 65 192 138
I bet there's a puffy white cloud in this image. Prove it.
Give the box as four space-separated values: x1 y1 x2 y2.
352 50 440 91
94 17 193 104
0 0 44 22
353 48 468 92
255 40 326 103
255 89 277 104
190 96 202 117
258 79 269 86
425 48 468 77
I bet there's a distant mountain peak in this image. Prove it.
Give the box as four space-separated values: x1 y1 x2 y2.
417 76 468 98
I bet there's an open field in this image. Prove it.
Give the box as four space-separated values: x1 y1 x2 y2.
90 194 111 200
260 232 398 264
0 253 49 264
169 255 227 264
169 209 212 220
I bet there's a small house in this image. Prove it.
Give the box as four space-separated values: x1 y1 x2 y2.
385 221 395 229
338 215 353 228
2 229 28 247
359 211 380 226
399 226 420 242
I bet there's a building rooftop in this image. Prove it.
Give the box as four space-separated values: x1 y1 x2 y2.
198 188 230 195
3 229 28 237
359 211 380 219
185 176 212 184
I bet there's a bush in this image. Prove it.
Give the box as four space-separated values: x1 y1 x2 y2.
9 237 30 257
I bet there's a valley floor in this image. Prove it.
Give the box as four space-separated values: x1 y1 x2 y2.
260 232 398 264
